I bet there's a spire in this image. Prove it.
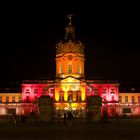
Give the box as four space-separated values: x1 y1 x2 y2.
65 14 75 40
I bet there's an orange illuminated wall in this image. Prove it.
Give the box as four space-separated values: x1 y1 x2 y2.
55 15 85 80
56 49 85 79
55 16 86 104
0 93 21 102
118 93 140 103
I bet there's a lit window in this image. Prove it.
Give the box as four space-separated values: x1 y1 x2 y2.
68 65 72 73
102 89 107 94
119 96 122 102
42 89 46 94
49 88 54 94
26 96 30 103
19 96 22 102
6 96 9 103
87 88 91 94
110 89 115 94
125 96 128 102
25 89 30 94
0 96 2 103
76 93 81 101
12 96 15 103
59 64 63 74
111 96 114 101
68 94 73 102
131 96 135 104
103 96 106 101
59 91 64 101
78 65 81 74
34 89 38 94
60 94 64 102
138 96 140 103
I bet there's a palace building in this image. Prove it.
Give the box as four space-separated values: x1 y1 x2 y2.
0 15 140 118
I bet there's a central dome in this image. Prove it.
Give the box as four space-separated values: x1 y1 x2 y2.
56 40 84 54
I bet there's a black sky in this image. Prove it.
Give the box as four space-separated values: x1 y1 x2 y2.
0 0 140 82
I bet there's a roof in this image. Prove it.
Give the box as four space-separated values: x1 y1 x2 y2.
0 88 21 93
22 80 55 84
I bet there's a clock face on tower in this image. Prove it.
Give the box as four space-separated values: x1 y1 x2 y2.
67 54 73 60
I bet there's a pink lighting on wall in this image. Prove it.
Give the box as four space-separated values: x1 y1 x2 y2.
22 84 55 102
86 84 119 103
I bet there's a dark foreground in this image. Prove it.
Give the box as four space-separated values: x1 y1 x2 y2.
1 119 140 140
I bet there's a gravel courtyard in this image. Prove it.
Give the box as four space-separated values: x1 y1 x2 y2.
0 119 140 140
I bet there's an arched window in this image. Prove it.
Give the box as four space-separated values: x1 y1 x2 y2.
59 64 63 74
59 91 64 101
78 65 81 74
68 65 72 73
76 91 81 101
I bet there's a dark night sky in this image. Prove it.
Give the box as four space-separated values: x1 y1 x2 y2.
0 0 140 83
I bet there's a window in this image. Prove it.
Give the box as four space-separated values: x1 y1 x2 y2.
103 96 106 101
42 89 46 94
59 64 63 74
26 96 30 103
125 96 128 102
49 88 54 94
131 96 135 104
68 95 72 102
119 96 122 102
111 96 114 101
6 96 9 103
87 88 91 94
12 96 15 103
76 94 81 101
61 95 64 101
0 96 2 103
19 96 22 102
68 65 72 73
102 89 107 94
25 89 30 94
138 96 140 103
59 91 64 102
110 89 115 94
34 89 38 94
78 65 81 74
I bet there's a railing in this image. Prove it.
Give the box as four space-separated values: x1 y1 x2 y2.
22 80 55 84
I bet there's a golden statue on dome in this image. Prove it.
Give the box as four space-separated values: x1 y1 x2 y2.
67 14 73 25
65 14 75 40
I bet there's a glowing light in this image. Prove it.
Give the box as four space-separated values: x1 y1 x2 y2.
73 91 76 101
61 77 80 92
1 108 6 115
55 92 59 101
65 107 69 110
81 85 86 101
64 91 68 101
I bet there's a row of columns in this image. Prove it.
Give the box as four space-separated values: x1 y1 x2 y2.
55 90 86 102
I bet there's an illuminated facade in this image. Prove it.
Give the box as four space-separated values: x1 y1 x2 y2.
0 15 140 117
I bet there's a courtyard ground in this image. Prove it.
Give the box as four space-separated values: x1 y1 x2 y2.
0 119 140 140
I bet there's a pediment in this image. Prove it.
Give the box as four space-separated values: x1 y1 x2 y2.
60 76 80 84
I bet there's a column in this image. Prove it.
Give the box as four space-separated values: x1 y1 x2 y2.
64 91 68 101
81 84 86 101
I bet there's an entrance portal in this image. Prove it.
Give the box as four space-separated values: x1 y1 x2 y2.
54 103 87 118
